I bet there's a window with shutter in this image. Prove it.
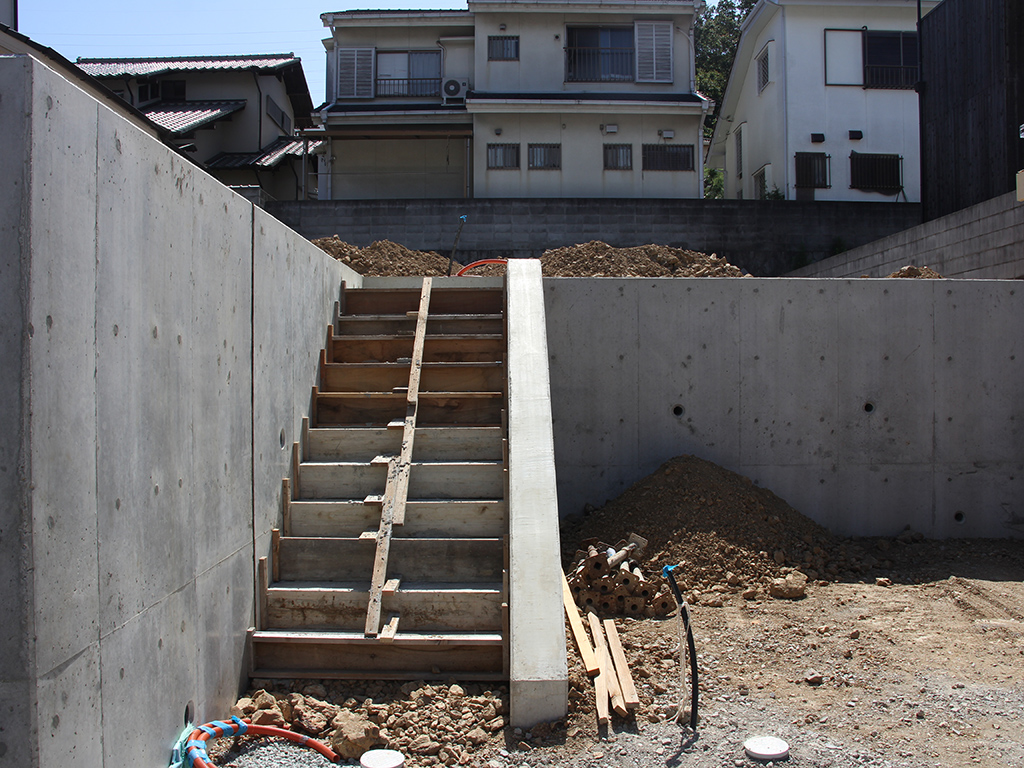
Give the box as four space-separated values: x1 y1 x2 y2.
635 21 672 83
337 48 375 98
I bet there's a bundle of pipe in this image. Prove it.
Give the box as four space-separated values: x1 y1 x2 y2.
566 535 674 617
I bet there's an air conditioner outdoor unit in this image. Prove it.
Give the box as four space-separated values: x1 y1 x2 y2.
443 78 470 102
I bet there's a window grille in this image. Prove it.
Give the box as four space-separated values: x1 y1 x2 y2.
528 144 561 170
753 167 768 199
565 26 635 82
850 152 903 192
488 36 520 61
863 31 918 89
795 152 831 188
756 47 770 92
266 96 292 134
487 143 520 170
603 144 633 170
641 144 695 171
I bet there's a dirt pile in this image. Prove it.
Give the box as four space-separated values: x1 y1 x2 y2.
312 237 454 277
887 264 944 278
560 455 887 603
540 241 747 277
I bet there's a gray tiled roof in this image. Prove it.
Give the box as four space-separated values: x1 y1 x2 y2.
205 137 324 169
142 100 247 135
77 54 298 78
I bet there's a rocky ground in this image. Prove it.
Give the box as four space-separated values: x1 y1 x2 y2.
211 456 1022 768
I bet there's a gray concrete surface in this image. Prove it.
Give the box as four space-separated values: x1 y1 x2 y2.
789 192 1024 279
0 55 358 768
506 260 569 728
545 277 1024 539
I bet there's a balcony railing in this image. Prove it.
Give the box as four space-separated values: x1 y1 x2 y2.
375 77 442 97
564 47 635 83
863 64 918 90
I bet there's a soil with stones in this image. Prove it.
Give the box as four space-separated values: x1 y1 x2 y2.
213 456 1024 768
886 265 944 278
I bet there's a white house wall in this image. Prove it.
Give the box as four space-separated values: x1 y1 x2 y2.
472 10 695 94
783 4 923 202
473 112 702 198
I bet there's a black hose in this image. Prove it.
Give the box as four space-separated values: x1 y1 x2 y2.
663 565 699 729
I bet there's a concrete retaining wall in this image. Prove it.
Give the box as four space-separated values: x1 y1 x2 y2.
788 192 1024 279
267 198 922 276
0 55 359 767
544 277 1024 540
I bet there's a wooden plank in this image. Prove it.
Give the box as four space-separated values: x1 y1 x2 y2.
382 578 401 595
343 287 502 316
588 614 610 725
310 386 319 428
282 478 291 536
272 528 281 583
379 614 400 643
365 278 432 636
603 618 640 710
292 442 301 498
562 573 599 675
320 361 504 394
301 417 310 461
258 557 269 630
288 499 507 539
589 611 627 717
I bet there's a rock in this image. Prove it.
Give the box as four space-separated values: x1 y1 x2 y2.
467 727 489 746
769 571 808 599
875 576 893 587
252 707 287 727
294 702 329 734
741 587 758 600
409 734 442 755
230 697 255 718
805 672 824 686
330 710 382 759
302 683 328 699
484 717 506 732
773 549 786 565
252 690 277 711
449 684 465 698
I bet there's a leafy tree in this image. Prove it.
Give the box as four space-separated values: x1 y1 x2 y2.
704 167 725 199
695 0 758 139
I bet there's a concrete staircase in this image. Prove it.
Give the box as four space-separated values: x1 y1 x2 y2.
250 280 509 680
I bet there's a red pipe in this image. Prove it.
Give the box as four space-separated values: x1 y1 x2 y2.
185 717 339 767
456 258 507 276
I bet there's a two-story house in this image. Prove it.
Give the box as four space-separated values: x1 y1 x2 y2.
77 54 322 202
315 0 711 199
707 0 937 202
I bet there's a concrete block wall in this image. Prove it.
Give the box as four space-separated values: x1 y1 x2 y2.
788 192 1024 279
544 277 1024 540
267 198 922 276
0 55 358 767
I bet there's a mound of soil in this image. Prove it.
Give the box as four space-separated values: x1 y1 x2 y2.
312 237 455 277
540 241 747 278
887 265 944 278
560 455 847 597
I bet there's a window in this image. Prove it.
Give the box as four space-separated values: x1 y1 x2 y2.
735 128 743 178
850 152 903 192
528 144 561 170
376 51 441 96
487 143 520 170
488 36 519 61
161 80 186 101
603 144 633 170
863 31 918 89
338 48 375 98
642 144 695 171
266 95 292 135
795 152 831 188
137 80 156 103
756 46 770 92
565 26 634 82
753 166 768 199
635 21 673 83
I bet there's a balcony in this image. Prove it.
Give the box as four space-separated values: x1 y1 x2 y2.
863 64 918 90
564 47 635 83
375 77 442 97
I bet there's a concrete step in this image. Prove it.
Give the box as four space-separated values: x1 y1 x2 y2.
250 629 505 679
287 499 507 538
305 426 503 462
343 287 503 316
265 581 503 632
314 390 502 427
277 536 504 582
335 314 503 337
297 460 504 499
328 334 504 364
319 359 505 393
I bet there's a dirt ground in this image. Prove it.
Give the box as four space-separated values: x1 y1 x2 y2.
217 456 1022 768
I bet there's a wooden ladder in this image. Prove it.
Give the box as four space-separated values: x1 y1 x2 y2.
250 280 509 680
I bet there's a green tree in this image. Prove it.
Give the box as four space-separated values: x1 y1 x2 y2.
695 0 758 139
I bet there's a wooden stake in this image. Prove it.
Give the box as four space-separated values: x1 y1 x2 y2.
562 573 599 675
603 618 640 710
588 611 627 717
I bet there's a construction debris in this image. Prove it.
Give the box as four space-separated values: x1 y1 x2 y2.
887 264 944 278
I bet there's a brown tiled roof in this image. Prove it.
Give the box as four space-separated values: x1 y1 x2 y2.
77 54 299 78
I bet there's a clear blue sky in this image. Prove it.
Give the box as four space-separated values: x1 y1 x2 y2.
18 1 471 106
